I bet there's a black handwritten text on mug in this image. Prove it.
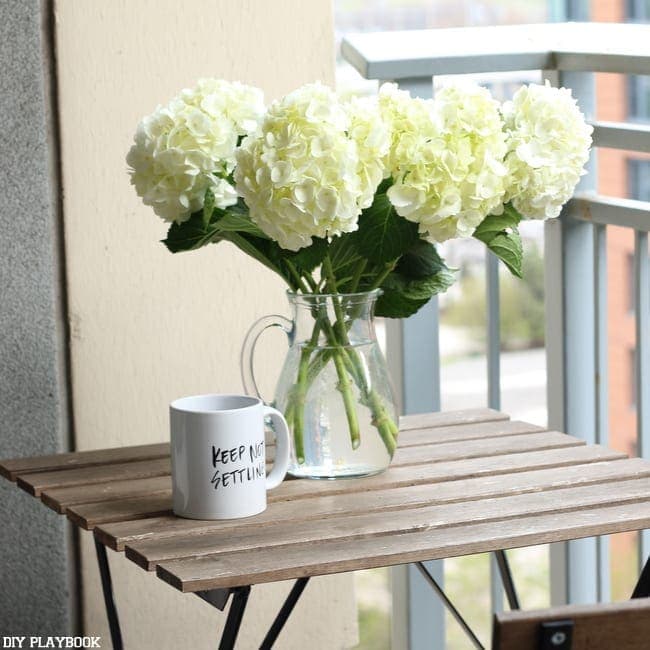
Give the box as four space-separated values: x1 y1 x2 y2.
210 463 265 489
210 443 266 490
212 445 246 465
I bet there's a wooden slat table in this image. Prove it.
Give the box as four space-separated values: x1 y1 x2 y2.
3 408 650 649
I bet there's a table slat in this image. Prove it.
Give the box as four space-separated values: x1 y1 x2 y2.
392 431 578 467
17 458 171 496
0 408 504 482
41 421 537 513
128 476 650 570
0 442 169 482
41 475 172 514
265 443 613 501
69 445 624 530
156 500 650 592
68 494 172 529
399 408 507 431
32 425 563 506
94 456 648 551
398 419 543 447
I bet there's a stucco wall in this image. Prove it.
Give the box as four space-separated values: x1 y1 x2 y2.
53 0 356 647
0 0 72 635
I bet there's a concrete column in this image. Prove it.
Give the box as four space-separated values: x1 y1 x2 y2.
0 0 73 636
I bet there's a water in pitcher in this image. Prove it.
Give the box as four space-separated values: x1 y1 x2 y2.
274 338 396 479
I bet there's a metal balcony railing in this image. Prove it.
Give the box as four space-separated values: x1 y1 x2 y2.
342 20 650 650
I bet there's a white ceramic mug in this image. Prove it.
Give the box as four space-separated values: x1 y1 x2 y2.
170 394 290 520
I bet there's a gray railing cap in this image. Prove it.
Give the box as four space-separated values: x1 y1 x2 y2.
341 22 650 79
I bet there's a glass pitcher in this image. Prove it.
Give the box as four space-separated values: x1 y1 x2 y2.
241 290 398 479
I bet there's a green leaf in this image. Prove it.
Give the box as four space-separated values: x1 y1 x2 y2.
214 211 269 238
221 232 283 277
329 234 360 273
375 292 428 318
163 200 269 254
287 238 328 273
163 211 219 253
375 264 456 319
354 191 419 264
383 269 455 301
396 239 447 279
486 232 523 278
473 205 524 278
202 188 215 229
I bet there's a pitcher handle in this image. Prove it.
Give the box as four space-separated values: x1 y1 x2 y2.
240 315 293 401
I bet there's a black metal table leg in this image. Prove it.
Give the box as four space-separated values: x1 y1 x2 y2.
94 537 124 650
259 577 310 650
632 554 650 598
415 561 485 650
218 585 251 650
495 550 521 610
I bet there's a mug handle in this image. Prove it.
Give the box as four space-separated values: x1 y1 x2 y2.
240 315 292 401
264 405 291 489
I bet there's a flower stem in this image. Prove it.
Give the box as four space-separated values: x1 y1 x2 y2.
292 317 322 464
349 258 368 293
321 254 361 447
368 260 397 292
285 260 310 294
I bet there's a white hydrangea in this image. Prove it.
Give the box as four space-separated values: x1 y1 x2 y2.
344 95 391 209
502 81 593 220
381 83 508 242
235 82 373 251
127 78 265 223
378 83 437 176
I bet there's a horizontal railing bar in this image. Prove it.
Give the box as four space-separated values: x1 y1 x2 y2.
341 25 553 80
341 23 650 81
566 195 650 231
556 51 650 75
591 122 650 153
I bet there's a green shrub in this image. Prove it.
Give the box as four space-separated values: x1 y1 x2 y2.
443 244 545 350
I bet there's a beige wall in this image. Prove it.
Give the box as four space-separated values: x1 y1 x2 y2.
53 0 357 647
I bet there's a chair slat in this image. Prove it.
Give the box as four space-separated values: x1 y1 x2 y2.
493 598 650 650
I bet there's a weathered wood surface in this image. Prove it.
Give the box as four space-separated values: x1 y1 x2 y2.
94 455 648 551
74 444 625 533
156 501 650 592
493 598 650 650
129 477 650 571
0 442 169 482
3 408 650 595
17 458 171 497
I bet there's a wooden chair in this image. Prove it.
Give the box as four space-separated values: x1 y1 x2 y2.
493 598 650 649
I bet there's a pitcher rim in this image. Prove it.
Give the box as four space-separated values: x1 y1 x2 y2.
286 288 383 300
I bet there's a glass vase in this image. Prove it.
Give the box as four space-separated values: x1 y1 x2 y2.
241 290 398 479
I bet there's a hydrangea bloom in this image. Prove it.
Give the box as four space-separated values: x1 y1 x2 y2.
381 83 508 242
235 83 380 251
502 81 593 220
127 79 264 223
378 83 436 177
344 95 391 209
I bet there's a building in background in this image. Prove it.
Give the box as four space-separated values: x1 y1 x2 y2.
597 0 650 459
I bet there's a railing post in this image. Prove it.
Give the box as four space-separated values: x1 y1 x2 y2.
486 251 504 616
635 231 650 564
544 68 600 606
385 76 445 650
